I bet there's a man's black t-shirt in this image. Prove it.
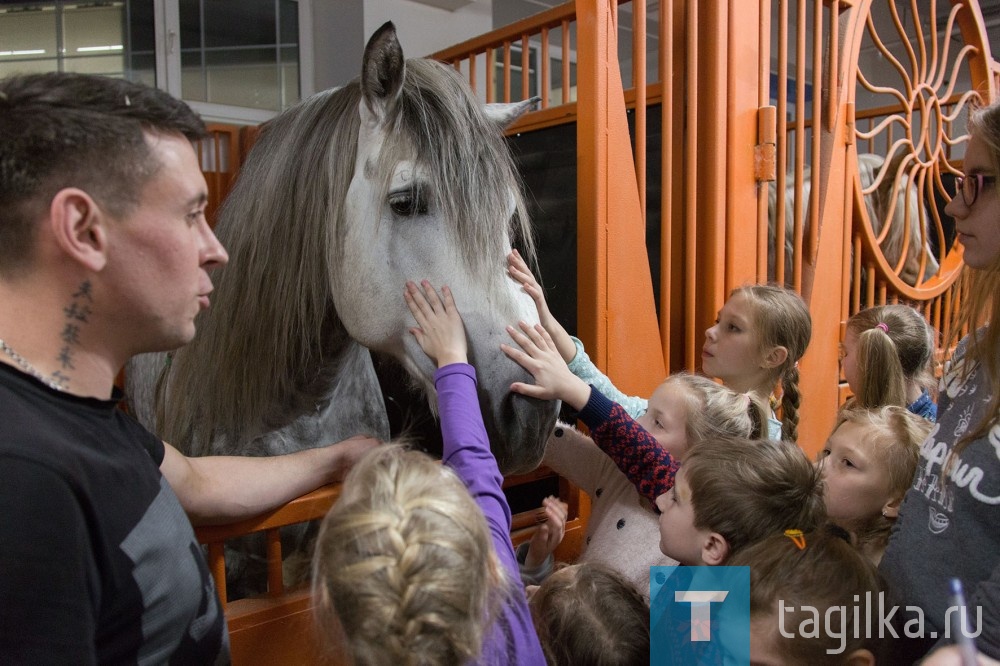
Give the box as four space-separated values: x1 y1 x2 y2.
0 363 229 664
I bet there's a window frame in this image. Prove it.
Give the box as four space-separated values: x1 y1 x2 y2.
152 0 313 124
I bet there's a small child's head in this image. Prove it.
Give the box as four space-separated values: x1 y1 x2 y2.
653 438 825 566
529 563 650 666
312 444 508 665
819 406 929 561
703 284 812 441
637 372 768 458
728 526 882 665
843 304 936 409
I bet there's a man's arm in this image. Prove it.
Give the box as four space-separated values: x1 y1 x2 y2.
160 435 379 525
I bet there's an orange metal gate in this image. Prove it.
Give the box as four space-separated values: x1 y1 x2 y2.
431 0 998 457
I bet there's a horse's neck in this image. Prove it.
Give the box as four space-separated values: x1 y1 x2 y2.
126 339 390 457
239 340 390 456
124 351 169 433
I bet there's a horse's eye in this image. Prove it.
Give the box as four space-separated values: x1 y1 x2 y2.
388 187 429 217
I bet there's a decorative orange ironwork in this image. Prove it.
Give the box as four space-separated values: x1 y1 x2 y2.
850 0 994 301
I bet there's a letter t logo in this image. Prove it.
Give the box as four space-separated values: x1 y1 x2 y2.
675 591 729 641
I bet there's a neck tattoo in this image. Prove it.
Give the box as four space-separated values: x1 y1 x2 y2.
0 338 67 392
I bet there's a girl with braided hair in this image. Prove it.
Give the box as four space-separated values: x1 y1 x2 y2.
312 280 545 665
702 284 812 442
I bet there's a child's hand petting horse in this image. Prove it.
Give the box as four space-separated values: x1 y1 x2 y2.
507 250 576 364
405 280 468 369
502 321 591 410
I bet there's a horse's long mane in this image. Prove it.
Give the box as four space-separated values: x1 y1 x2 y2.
159 58 534 454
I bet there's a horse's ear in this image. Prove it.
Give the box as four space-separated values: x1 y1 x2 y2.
361 21 405 126
483 96 541 130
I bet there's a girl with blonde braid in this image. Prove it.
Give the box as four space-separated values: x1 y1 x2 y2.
313 281 544 666
702 283 812 441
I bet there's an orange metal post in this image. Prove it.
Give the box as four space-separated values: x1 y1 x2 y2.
634 0 647 221
683 0 699 370
694 0 729 344
576 0 665 395
727 0 765 291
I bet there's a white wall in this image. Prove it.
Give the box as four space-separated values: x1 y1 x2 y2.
364 0 493 59
312 0 495 91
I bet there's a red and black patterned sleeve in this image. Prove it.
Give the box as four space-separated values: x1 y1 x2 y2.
576 386 679 503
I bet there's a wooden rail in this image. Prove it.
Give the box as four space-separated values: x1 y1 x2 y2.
194 469 584 665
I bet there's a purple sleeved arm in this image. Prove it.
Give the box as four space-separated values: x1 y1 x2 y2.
577 386 679 503
434 363 546 665
436 363 511 535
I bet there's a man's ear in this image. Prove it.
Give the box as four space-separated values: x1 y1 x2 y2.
762 345 789 369
701 532 730 566
49 188 108 272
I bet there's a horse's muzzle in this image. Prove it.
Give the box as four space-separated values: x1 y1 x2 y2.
483 388 560 475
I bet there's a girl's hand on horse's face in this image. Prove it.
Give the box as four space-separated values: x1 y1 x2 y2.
508 250 554 323
405 280 468 368
501 321 591 410
507 250 576 364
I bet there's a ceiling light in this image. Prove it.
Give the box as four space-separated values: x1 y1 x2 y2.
77 44 123 52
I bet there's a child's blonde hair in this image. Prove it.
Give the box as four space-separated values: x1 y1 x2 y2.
728 526 882 664
833 406 929 553
666 372 768 444
312 444 509 665
529 563 650 666
732 284 812 442
846 304 936 409
684 437 825 558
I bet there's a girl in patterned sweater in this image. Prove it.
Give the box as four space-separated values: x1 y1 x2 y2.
502 321 824 559
516 375 766 596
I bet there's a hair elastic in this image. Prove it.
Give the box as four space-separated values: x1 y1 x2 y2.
875 322 890 333
783 529 807 550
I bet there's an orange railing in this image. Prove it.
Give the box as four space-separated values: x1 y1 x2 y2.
194 469 583 665
194 485 342 665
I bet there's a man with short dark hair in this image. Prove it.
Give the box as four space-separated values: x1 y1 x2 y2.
0 72 377 663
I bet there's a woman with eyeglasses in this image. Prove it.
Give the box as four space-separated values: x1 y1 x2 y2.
879 100 1000 665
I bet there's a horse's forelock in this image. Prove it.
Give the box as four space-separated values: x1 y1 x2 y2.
385 59 535 291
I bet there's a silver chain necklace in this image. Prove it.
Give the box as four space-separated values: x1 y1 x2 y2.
0 338 67 392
